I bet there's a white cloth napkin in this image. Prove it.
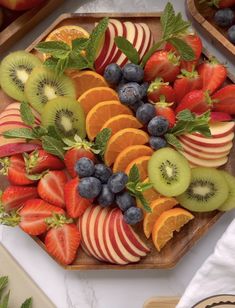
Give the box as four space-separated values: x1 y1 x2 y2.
176 218 235 308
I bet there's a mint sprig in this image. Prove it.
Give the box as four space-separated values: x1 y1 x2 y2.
114 36 140 64
20 101 35 127
94 128 112 160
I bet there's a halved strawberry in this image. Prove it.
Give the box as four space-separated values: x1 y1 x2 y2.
174 69 202 103
37 170 68 208
144 51 180 83
197 58 227 95
64 177 92 219
212 85 235 115
153 97 176 128
147 78 176 103
19 199 65 235
24 149 64 174
45 214 81 265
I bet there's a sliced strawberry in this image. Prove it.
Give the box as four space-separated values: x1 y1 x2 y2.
147 78 176 103
154 97 176 128
144 51 180 83
64 177 92 219
45 215 81 265
173 69 202 103
212 85 235 115
2 186 39 212
24 149 64 174
197 58 227 95
176 90 214 114
19 199 65 235
37 170 68 208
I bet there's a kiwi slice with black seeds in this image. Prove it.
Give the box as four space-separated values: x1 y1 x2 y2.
41 96 86 139
0 51 42 101
218 171 235 211
148 148 191 197
25 66 76 113
176 167 229 212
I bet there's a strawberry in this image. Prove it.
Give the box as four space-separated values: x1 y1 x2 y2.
176 90 214 114
24 149 64 174
19 199 65 235
173 69 202 103
202 0 235 8
212 85 235 114
155 100 176 128
210 111 232 122
144 51 180 83
147 78 176 103
1 186 38 212
64 177 91 219
0 155 35 186
45 214 81 265
37 170 68 208
63 135 96 178
197 58 227 95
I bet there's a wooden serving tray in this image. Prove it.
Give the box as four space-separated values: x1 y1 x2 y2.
6 12 235 270
187 0 235 57
0 0 63 54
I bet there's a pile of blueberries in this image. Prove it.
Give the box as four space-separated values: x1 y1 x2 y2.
214 8 235 44
76 157 143 225
104 63 170 150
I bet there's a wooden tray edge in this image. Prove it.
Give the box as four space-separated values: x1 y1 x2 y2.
186 0 235 56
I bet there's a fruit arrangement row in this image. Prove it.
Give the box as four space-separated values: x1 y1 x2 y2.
0 3 235 267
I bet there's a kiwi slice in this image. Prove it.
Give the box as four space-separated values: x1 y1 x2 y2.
176 167 229 212
41 96 85 139
0 51 41 102
148 148 191 197
218 171 235 211
25 66 76 113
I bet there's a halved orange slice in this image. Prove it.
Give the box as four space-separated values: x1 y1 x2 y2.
152 208 194 252
104 128 149 166
78 87 119 116
86 101 132 141
125 156 151 181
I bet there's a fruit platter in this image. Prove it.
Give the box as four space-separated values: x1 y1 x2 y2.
0 4 235 270
187 0 235 56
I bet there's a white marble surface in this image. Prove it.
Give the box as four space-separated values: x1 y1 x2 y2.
1 1 235 307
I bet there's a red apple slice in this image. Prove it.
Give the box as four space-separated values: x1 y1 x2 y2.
4 103 41 122
193 122 234 138
210 112 232 122
0 123 30 135
95 23 112 71
183 132 234 147
0 142 41 158
180 151 228 167
134 23 145 60
0 115 26 125
103 208 117 264
139 23 153 60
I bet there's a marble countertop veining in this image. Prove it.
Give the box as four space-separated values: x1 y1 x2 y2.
1 1 235 307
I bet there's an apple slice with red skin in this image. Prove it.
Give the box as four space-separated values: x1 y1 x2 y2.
0 116 30 125
139 23 153 60
180 151 228 167
95 24 111 71
182 132 234 147
193 122 234 138
0 142 41 158
210 112 232 123
0 123 30 135
0 111 41 125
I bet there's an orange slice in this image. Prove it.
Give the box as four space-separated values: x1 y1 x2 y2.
86 101 132 141
152 208 194 252
71 71 108 98
143 197 178 239
113 145 153 173
101 114 142 137
104 128 149 166
125 156 151 181
78 87 119 116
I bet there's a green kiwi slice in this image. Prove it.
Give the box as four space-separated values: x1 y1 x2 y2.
25 66 76 113
41 96 85 139
218 171 235 211
0 51 41 102
176 167 229 212
148 148 191 197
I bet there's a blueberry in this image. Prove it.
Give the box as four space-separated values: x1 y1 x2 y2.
107 172 128 193
94 164 112 183
129 100 145 112
228 25 235 44
78 177 102 199
214 8 234 27
139 82 149 99
123 63 144 83
98 184 115 207
123 207 143 225
136 103 156 124
118 82 141 106
116 191 136 211
104 63 122 85
147 116 169 137
75 157 95 178
149 136 167 150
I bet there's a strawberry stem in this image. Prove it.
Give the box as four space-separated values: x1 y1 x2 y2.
0 210 21 227
148 78 169 93
63 135 100 154
45 213 73 229
0 157 10 176
178 69 198 79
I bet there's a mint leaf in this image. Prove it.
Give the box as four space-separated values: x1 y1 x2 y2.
0 290 10 308
165 133 183 151
94 128 112 160
139 182 153 191
72 37 89 50
171 12 190 36
47 126 62 141
167 37 195 61
20 101 35 127
176 109 195 121
44 57 58 70
32 126 48 138
136 193 151 213
55 57 69 75
41 136 65 160
114 36 140 64
0 277 8 296
127 164 140 184
21 298 33 308
68 55 89 70
161 2 176 39
3 128 35 140
35 41 71 59
86 17 109 67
